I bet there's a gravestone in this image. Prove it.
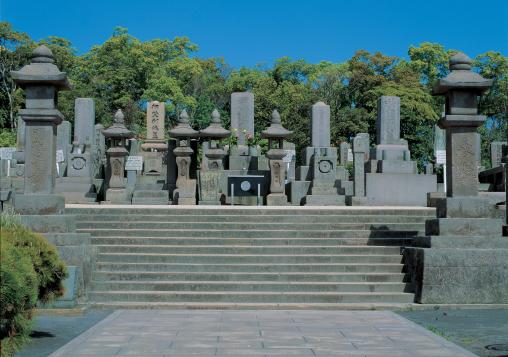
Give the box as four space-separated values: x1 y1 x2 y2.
364 96 436 205
56 121 71 176
134 101 170 205
491 141 507 168
68 98 95 177
303 102 344 206
311 102 330 147
339 142 350 166
230 92 254 145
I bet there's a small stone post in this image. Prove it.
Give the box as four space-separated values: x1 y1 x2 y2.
169 110 199 205
10 45 70 215
351 133 369 205
261 110 292 206
102 110 133 204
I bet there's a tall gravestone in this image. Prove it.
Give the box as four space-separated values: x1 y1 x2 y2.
133 101 170 205
303 102 344 206
364 96 436 205
350 133 369 205
405 53 507 304
56 121 71 176
231 92 254 146
68 98 95 177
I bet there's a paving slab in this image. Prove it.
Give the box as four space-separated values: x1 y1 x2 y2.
47 310 475 357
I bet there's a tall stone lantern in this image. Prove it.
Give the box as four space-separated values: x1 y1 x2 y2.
102 109 133 204
198 109 230 205
169 110 199 205
11 45 70 216
433 53 492 198
261 110 292 206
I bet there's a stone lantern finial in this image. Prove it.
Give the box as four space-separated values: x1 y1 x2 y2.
449 52 472 70
200 109 230 139
32 45 55 63
114 109 125 124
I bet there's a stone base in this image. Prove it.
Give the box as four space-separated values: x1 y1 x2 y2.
19 214 76 233
55 177 98 204
425 218 502 236
104 188 131 204
434 196 496 218
365 173 437 206
404 247 508 304
414 235 508 249
14 194 65 215
132 190 170 205
348 196 369 206
286 181 310 206
198 200 222 205
377 160 417 174
304 195 345 206
266 194 289 206
38 266 79 308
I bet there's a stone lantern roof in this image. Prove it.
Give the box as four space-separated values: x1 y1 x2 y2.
169 110 199 138
433 52 492 95
10 45 71 90
102 109 133 139
200 109 230 139
261 110 292 139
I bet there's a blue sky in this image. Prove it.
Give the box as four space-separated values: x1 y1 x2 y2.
3 0 507 68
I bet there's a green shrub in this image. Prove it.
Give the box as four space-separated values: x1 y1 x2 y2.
0 212 68 356
0 130 16 148
0 213 68 303
0 241 38 356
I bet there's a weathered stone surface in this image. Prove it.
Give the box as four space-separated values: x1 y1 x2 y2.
146 101 165 141
491 141 507 168
230 92 254 145
352 133 369 198
56 120 71 176
311 101 330 147
74 98 95 147
339 142 349 166
366 173 437 206
434 196 496 218
376 96 400 145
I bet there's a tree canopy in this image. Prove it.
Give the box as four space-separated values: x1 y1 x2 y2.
1 22 506 168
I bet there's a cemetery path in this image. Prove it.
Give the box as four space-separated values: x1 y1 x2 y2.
48 310 476 357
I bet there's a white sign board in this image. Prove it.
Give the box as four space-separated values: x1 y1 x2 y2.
283 150 295 163
56 149 65 163
347 148 354 163
0 147 16 160
125 156 143 171
435 150 446 164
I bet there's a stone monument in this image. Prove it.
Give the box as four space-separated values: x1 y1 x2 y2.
303 102 345 205
132 101 170 204
261 110 292 205
364 96 436 205
10 45 95 307
491 141 507 168
350 133 369 205
169 110 199 205
102 109 133 204
405 52 507 304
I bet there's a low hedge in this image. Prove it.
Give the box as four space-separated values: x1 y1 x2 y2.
0 213 68 356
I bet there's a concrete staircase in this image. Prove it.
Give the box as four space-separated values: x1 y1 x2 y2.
68 206 435 309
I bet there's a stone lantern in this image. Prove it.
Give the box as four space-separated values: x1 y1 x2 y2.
261 110 292 205
200 109 230 170
433 52 492 198
10 45 70 216
102 109 133 203
169 110 199 205
197 109 230 205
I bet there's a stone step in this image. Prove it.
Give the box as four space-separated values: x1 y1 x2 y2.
66 207 436 216
132 190 169 198
95 244 401 255
89 291 415 303
90 281 408 293
131 197 170 205
92 271 406 282
94 262 404 273
97 253 403 264
73 214 430 223
89 301 416 310
76 221 425 231
79 229 420 238
91 237 413 246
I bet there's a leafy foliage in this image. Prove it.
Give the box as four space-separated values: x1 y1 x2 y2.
1 21 506 168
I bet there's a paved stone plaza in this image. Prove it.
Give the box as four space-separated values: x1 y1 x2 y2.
48 310 476 357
